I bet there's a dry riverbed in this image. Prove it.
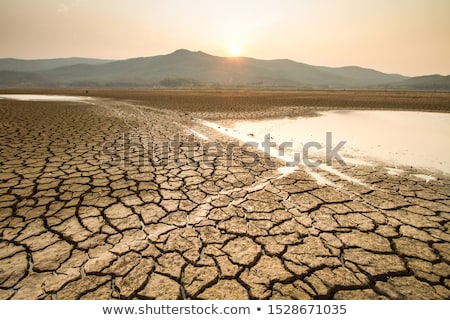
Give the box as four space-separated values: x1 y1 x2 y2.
0 91 449 300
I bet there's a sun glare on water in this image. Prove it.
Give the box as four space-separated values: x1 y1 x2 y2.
229 44 241 57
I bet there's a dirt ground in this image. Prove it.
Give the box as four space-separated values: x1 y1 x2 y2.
0 90 449 299
2 88 450 119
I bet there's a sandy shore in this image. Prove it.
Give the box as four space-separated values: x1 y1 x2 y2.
0 92 449 299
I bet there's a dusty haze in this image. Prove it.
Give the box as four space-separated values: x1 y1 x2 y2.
1 0 450 76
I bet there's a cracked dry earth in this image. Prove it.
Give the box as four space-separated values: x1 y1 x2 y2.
0 98 449 300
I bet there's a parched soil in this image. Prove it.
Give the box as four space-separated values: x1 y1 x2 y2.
0 91 449 300
2 88 450 120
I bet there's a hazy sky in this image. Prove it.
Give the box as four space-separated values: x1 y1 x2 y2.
1 0 449 76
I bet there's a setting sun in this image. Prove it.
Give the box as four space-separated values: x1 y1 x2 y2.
229 44 241 57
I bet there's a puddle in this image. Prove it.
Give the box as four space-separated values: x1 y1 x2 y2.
190 129 208 140
230 110 450 174
0 94 92 102
386 167 405 176
412 174 437 183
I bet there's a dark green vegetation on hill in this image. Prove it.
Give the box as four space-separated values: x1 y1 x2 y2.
0 50 448 90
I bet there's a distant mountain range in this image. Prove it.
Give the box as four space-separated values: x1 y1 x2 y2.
0 49 449 90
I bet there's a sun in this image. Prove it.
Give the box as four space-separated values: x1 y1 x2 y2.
229 44 241 57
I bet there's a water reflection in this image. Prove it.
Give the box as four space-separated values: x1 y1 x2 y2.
232 110 450 173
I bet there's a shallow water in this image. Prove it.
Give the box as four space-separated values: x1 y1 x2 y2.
230 110 450 174
0 94 91 102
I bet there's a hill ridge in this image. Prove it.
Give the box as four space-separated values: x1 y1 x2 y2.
0 49 448 90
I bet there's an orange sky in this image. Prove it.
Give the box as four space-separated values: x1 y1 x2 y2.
1 0 449 76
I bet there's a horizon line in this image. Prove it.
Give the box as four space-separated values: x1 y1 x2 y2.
1 49 449 77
